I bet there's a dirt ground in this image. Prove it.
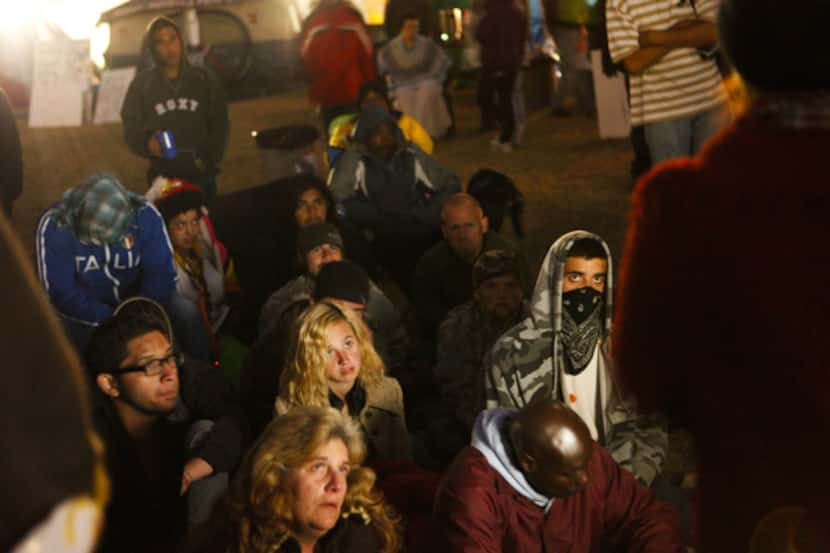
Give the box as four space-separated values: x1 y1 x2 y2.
12 88 634 270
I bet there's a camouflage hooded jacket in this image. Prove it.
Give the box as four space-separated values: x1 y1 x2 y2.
483 230 667 485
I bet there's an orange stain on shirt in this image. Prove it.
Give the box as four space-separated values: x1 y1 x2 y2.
569 393 577 403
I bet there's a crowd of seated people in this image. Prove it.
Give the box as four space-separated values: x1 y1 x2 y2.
34 164 691 552
23 0 830 550
30 102 688 553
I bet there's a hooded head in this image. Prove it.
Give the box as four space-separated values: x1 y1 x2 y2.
53 173 145 246
145 16 184 69
718 0 830 92
530 231 613 374
353 104 403 160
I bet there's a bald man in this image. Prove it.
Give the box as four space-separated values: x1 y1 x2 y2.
413 193 530 355
435 400 683 553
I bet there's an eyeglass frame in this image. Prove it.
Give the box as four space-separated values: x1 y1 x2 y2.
107 350 184 377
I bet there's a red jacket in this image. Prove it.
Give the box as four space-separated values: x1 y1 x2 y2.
299 2 377 107
615 114 830 552
435 445 682 553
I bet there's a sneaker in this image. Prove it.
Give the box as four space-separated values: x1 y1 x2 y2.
489 138 513 153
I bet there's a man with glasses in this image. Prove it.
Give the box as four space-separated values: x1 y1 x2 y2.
85 299 244 552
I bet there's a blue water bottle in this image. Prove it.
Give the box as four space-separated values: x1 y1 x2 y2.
157 130 178 160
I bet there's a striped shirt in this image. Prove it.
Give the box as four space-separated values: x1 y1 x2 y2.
606 0 726 126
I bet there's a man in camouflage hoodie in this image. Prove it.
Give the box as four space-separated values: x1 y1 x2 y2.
484 230 667 487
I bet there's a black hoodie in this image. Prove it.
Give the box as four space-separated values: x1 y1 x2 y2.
121 17 229 181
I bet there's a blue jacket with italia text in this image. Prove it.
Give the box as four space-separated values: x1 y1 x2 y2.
35 202 177 326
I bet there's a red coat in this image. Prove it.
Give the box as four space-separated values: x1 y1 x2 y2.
615 114 830 552
299 2 377 107
434 445 682 553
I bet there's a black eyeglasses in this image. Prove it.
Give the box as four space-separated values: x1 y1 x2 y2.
109 351 183 377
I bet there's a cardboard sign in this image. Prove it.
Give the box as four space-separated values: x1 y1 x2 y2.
93 67 137 125
29 38 90 128
591 49 631 139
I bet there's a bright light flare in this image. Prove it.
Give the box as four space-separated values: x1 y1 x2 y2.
0 1 38 34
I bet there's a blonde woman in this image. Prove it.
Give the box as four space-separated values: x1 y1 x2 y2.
203 406 400 553
276 302 411 462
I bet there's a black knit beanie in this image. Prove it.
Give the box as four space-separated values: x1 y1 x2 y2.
718 0 830 91
313 261 370 305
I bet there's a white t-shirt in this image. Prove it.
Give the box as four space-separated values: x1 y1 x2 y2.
560 345 608 441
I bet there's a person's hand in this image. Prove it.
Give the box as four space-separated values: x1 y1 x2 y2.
147 135 162 157
194 158 205 171
181 457 214 495
639 19 699 47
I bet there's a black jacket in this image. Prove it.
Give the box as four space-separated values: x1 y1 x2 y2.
121 61 228 181
92 358 244 552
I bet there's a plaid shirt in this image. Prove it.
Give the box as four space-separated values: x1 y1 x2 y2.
53 173 144 245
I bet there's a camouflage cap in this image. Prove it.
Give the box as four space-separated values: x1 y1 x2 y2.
473 249 519 288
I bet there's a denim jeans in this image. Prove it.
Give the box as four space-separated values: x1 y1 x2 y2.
644 105 728 165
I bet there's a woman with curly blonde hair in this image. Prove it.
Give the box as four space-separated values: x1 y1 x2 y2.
276 302 411 462
203 406 400 553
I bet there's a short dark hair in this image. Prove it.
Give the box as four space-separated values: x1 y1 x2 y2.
84 309 168 375
567 238 607 261
400 11 420 24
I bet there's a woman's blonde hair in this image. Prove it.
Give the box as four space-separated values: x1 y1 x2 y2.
279 302 385 410
217 406 400 553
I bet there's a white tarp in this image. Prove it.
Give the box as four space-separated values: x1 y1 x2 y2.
93 66 137 124
29 37 91 128
591 49 630 139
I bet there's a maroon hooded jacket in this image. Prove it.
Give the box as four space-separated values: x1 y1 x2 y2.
435 445 682 553
615 111 830 552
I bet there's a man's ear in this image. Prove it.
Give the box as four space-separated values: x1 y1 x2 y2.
518 452 536 475
440 221 450 241
481 215 489 234
96 374 120 398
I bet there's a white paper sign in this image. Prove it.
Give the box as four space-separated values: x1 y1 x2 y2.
29 38 90 128
591 50 631 139
93 67 137 125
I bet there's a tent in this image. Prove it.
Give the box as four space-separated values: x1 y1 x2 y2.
99 0 316 94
